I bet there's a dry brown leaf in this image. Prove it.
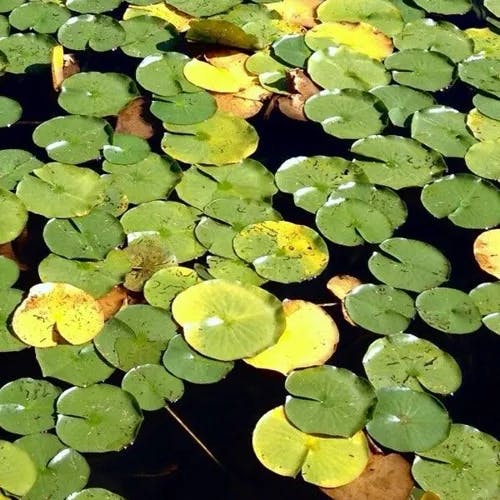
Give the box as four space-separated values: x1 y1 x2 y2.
63 54 80 80
288 68 321 98
96 286 128 320
321 453 414 500
115 97 154 139
278 94 307 121
212 93 264 119
473 229 500 278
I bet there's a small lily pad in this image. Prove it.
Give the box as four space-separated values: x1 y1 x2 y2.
0 187 27 244
9 2 71 34
469 282 500 334
464 140 500 180
0 96 21 127
150 91 217 125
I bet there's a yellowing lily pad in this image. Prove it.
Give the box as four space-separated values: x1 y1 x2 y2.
12 283 104 347
244 300 339 374
122 2 192 32
183 59 246 93
474 229 500 278
252 406 369 487
265 0 321 28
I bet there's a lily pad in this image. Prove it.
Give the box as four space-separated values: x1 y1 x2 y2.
165 0 242 17
469 282 500 334
412 0 472 14
8 2 71 34
363 333 462 394
0 33 55 73
0 187 27 244
195 217 239 259
56 383 143 452
0 256 18 289
103 133 151 165
273 34 311 68
465 140 500 180
467 108 500 141
285 366 375 437
0 96 21 127
472 93 500 121
205 255 267 286
172 279 285 361
474 229 500 279
416 287 482 334
344 284 415 335
0 440 37 496
68 489 124 500
65 0 122 14
150 91 217 125
0 288 26 352
0 149 43 190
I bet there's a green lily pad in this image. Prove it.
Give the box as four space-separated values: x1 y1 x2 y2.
65 0 122 14
272 35 311 68
0 288 26 352
308 46 390 91
246 50 289 75
467 108 500 141
8 2 71 34
103 133 150 165
120 200 204 263
275 155 367 213
385 49 455 92
32 115 111 164
0 149 43 190
485 0 500 15
0 1 25 14
205 255 267 286
0 440 37 496
459 55 500 96
0 96 21 127
103 152 180 204
122 364 184 411
233 220 329 283
17 163 105 218
67 489 124 500
473 93 500 120
36 343 115 387
0 377 61 435
368 238 450 292
94 304 177 371
284 366 375 437
172 279 285 361
162 334 234 384
388 0 425 21
195 217 239 259
0 256 18 289
420 174 500 229
363 333 462 394
370 84 435 128
305 89 387 140
412 106 477 157
352 135 447 189
166 0 242 16
0 33 55 73
43 209 125 261
150 91 216 125
56 383 143 452
413 0 472 14
469 282 500 334
416 287 483 334
162 111 259 165
57 14 125 51
465 140 500 180
412 424 500 500
0 187 27 244
98 176 129 217
344 284 415 335
0 14 8 36
120 15 177 58
366 387 451 452
144 266 201 309
15 433 89 500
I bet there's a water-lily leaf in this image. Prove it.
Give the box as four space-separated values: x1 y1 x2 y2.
150 91 217 125
102 133 150 166
285 366 375 437
123 2 191 32
187 18 258 50
459 55 500 96
0 256 18 289
485 0 500 15
162 111 259 165
412 0 471 14
66 0 121 14
316 182 407 246
0 440 37 496
385 50 455 92
245 300 338 374
15 432 89 500
9 2 71 34
144 266 201 309
233 220 329 283
368 238 450 292
0 33 56 73
412 424 500 500
467 108 500 141
0 288 26 352
344 284 415 335
305 89 386 140
103 152 180 204
366 387 451 452
0 187 27 244
352 135 447 189
275 155 366 213
363 333 462 394
370 85 435 127
120 201 204 263
416 287 482 334
469 282 500 334
43 209 124 261
205 255 267 286
195 216 239 259
308 46 390 91
421 174 500 229
246 50 289 75
67 489 124 500
165 0 242 16
473 94 500 120
252 406 369 487
474 229 500 279
94 304 177 371
465 27 500 57
172 279 285 361
12 282 105 347
317 0 403 36
36 342 114 387
122 364 184 411
162 334 234 384
57 14 125 51
0 149 43 190
32 115 111 164
56 383 143 452
0 96 21 127
465 140 500 180
183 59 248 93
0 14 7 36
272 34 312 67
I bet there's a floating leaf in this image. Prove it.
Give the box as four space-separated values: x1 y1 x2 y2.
9 2 71 34
467 108 500 141
0 187 27 244
244 300 338 375
123 2 192 32
285 366 375 437
103 133 150 166
363 333 462 394
183 59 248 93
56 384 143 452
0 149 43 191
65 0 122 14
205 255 267 286
344 284 415 335
0 33 56 73
195 216 239 259
67 489 124 500
465 140 500 180
472 94 500 121
122 364 184 411
474 229 500 278
0 288 26 352
366 387 451 452
272 34 312 67
416 287 482 334
150 91 217 125
165 0 242 17
0 440 37 496
469 282 500 334
0 256 18 289
421 174 500 229
412 0 471 14
465 27 500 57
252 406 369 487
172 279 285 361
12 282 104 347
0 96 21 127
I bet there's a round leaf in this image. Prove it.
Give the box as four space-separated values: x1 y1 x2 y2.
469 282 500 334
474 229 500 278
0 148 43 190
0 440 37 496
67 489 124 500
65 0 122 14
0 33 55 73
150 91 216 125
459 55 500 96
0 187 27 244
412 0 471 14
8 2 71 34
0 96 21 127
465 140 500 180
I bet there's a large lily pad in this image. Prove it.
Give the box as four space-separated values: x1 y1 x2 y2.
0 33 55 73
0 288 26 352
150 91 216 125
9 2 71 34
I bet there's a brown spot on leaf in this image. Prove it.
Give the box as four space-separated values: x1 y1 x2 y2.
116 97 155 139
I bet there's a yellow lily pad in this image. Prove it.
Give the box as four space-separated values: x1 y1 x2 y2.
12 283 104 347
467 108 500 141
465 28 500 57
123 2 192 32
474 229 500 278
266 0 322 28
183 59 246 93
